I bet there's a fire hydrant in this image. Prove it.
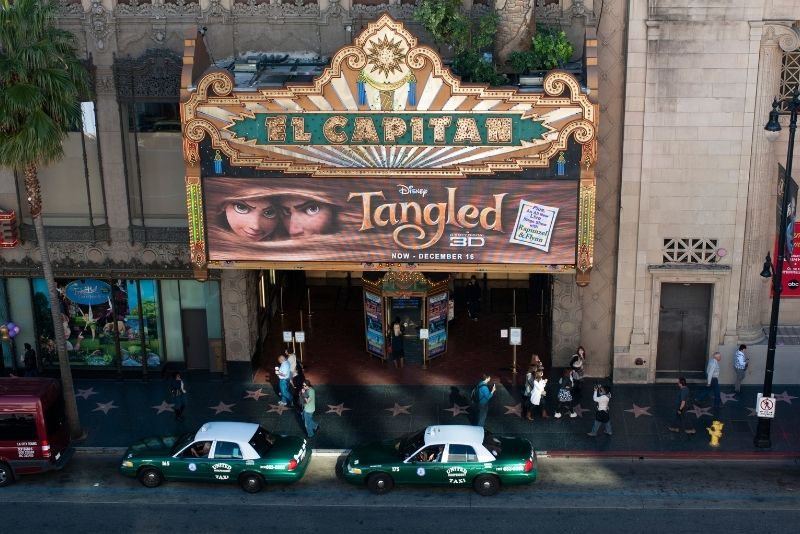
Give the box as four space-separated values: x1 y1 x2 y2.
707 420 724 447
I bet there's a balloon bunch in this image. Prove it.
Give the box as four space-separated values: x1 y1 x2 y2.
0 321 20 342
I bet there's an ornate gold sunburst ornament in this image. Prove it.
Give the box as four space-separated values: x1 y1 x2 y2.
365 35 406 78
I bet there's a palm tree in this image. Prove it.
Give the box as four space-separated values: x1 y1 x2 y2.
0 0 92 439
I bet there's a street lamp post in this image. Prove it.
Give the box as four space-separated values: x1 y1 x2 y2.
756 88 800 448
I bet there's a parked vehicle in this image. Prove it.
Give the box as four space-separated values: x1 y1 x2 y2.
343 425 537 496
119 421 311 493
0 378 73 487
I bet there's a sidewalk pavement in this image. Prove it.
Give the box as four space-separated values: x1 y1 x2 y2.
68 370 800 458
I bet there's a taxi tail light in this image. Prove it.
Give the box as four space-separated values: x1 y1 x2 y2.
41 440 51 458
524 458 534 473
287 459 298 471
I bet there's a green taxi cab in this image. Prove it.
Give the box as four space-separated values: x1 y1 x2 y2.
343 425 536 496
119 421 310 493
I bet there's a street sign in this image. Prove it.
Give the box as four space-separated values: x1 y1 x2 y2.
295 331 305 343
509 327 522 346
282 331 293 343
500 329 508 338
756 393 776 418
419 328 429 340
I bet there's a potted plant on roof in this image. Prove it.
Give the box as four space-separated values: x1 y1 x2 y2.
510 25 575 85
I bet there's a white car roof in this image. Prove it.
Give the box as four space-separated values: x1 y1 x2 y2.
423 425 484 446
193 421 259 443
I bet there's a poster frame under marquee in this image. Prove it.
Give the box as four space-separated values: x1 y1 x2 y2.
180 16 599 284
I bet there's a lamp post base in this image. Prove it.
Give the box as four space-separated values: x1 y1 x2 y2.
753 418 772 448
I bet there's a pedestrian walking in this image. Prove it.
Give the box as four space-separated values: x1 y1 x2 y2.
275 355 293 406
554 369 577 418
298 379 320 438
465 275 481 321
170 372 187 421
528 371 549 421
569 346 586 406
669 377 695 434
23 343 38 377
286 349 299 398
734 344 748 394
521 365 536 420
530 353 545 374
472 373 495 427
587 384 612 436
390 321 405 369
695 352 721 409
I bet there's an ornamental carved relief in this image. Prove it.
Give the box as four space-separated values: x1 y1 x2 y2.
114 49 183 101
115 0 201 17
231 0 320 18
88 0 112 50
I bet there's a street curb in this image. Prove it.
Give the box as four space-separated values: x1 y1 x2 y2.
541 450 800 460
74 447 800 460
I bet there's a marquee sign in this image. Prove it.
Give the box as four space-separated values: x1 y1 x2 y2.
181 16 599 280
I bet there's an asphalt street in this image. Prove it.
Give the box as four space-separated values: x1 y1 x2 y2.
2 453 799 533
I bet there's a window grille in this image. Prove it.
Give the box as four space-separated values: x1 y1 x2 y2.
779 51 800 111
662 238 719 264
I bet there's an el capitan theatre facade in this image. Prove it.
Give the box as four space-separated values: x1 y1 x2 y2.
180 16 598 364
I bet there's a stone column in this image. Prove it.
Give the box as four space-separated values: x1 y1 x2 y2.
551 274 583 367
221 270 260 362
494 0 535 65
736 24 800 343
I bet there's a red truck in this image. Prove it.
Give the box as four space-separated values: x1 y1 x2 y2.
0 377 73 486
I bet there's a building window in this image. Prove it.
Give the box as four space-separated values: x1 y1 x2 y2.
779 50 800 111
662 238 719 264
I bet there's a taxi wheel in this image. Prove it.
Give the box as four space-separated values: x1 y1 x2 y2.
367 472 394 495
138 467 164 488
0 461 13 487
473 474 500 496
239 473 264 494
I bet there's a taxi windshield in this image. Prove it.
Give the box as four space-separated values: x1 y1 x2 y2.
397 430 425 458
170 431 196 455
249 426 278 458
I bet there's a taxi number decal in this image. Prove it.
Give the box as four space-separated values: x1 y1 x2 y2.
215 475 230 480
188 463 197 472
448 478 466 484
416 467 426 477
162 461 170 467
260 464 283 470
497 465 524 472
391 467 400 472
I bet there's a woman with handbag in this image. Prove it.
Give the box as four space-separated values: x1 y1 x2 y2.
587 385 612 436
555 368 577 418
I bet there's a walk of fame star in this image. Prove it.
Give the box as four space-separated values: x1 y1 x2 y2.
720 392 738 405
774 391 798 404
326 403 351 416
151 401 175 414
504 404 522 417
624 404 652 418
243 388 268 401
746 407 758 417
93 400 118 414
76 388 98 400
209 401 235 415
443 403 471 417
266 403 291 415
385 403 412 416
686 404 713 418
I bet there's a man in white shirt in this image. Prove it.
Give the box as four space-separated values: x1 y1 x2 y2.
734 344 748 394
696 352 721 409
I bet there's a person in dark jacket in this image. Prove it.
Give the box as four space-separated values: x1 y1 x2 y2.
465 275 481 321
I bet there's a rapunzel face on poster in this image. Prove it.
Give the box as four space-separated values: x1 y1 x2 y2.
203 176 578 265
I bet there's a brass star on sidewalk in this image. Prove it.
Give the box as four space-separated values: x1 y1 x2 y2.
151 401 175 415
76 388 98 400
209 401 235 415
686 404 713 418
266 403 291 415
504 404 522 417
243 388 269 401
443 403 471 417
326 403 351 416
720 392 738 405
92 401 118 415
775 391 798 404
746 407 758 417
385 403 412 416
624 404 652 418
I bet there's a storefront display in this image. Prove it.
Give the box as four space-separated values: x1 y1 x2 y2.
364 290 385 358
427 291 448 358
